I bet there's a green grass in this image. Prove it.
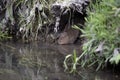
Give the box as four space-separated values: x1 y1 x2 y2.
64 0 120 71
81 0 120 70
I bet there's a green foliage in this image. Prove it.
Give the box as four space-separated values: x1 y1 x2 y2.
64 0 120 72
80 0 120 70
64 50 79 73
0 32 10 41
0 24 11 40
110 53 120 64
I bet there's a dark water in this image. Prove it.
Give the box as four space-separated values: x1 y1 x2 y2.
0 42 120 80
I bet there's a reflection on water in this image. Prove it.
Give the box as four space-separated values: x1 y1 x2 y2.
0 42 120 80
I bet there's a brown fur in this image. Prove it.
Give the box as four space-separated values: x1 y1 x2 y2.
58 28 79 44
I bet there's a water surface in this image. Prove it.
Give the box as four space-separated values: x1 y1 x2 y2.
0 42 120 80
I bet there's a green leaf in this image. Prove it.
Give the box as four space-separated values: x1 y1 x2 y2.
110 54 120 64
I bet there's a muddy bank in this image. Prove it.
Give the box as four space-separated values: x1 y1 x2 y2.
0 0 90 44
47 0 90 44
